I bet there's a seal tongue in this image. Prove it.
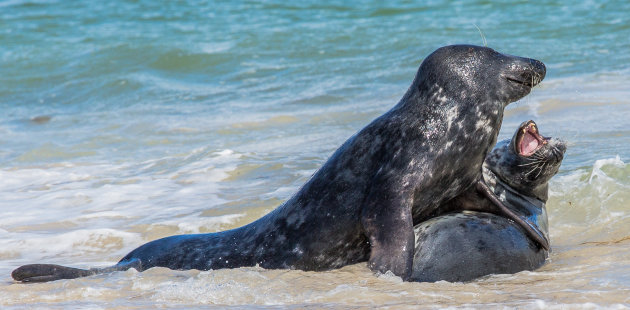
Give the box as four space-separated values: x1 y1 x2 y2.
520 131 539 156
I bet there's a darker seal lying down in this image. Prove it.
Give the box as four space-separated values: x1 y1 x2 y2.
12 45 546 283
411 120 566 282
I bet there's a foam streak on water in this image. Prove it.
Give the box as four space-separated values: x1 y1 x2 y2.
1 0 630 308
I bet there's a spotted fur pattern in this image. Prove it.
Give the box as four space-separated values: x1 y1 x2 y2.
12 45 546 282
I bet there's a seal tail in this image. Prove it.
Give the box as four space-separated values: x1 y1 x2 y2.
11 259 142 283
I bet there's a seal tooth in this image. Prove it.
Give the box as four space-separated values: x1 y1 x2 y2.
528 122 537 134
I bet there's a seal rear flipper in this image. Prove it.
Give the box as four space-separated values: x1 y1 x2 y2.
11 264 95 283
11 259 142 283
476 180 550 251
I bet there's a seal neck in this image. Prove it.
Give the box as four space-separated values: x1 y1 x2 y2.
483 167 549 247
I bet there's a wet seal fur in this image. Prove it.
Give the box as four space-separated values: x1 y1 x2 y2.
12 45 546 283
411 120 566 282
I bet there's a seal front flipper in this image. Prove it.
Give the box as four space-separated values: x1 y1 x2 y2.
362 206 414 279
476 180 549 250
11 259 142 283
361 183 415 280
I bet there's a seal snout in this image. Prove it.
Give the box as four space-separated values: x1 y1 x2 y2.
549 138 567 163
528 59 546 86
505 58 546 89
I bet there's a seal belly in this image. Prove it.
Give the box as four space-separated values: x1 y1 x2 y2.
411 212 547 282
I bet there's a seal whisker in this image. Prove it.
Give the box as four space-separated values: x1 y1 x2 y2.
524 167 536 176
534 162 547 178
518 161 542 167
532 153 545 160
525 163 543 177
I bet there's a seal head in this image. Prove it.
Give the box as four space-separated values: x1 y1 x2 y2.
412 45 545 105
486 120 567 202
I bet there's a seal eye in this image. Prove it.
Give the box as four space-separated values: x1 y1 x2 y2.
516 121 546 156
506 77 533 88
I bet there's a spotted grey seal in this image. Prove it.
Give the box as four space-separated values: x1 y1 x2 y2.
12 45 545 282
411 120 566 282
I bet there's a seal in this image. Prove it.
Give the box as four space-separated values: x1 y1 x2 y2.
12 45 546 282
411 120 566 282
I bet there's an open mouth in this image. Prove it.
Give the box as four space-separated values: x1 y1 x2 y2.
516 121 548 156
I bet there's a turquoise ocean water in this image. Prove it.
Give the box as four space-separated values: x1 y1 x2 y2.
1 1 630 308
